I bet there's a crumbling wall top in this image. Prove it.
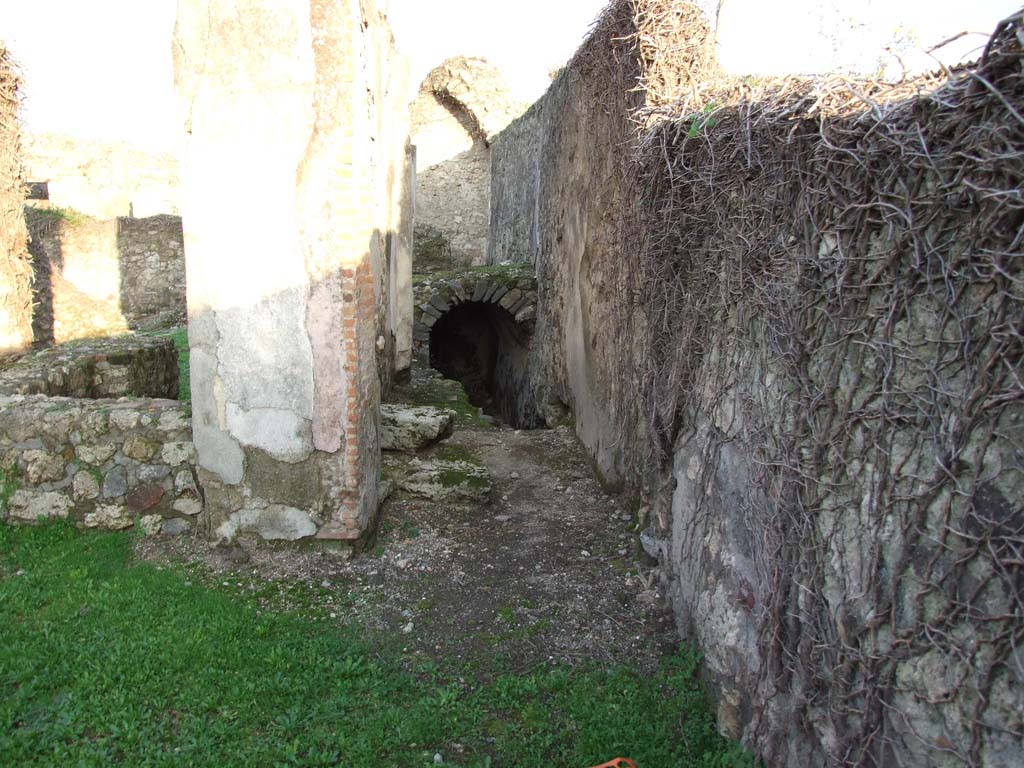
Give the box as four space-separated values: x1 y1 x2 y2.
417 56 524 143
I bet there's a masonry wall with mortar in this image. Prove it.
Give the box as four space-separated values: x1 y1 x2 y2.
0 395 200 536
488 2 1024 764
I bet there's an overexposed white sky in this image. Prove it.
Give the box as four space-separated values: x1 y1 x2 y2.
0 0 1016 153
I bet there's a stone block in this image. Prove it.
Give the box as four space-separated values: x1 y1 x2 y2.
83 503 132 530
472 280 490 301
102 466 128 498
8 490 73 521
161 441 196 466
123 433 159 461
138 464 172 483
162 518 191 536
127 483 166 512
515 306 536 323
498 288 522 310
139 514 163 536
23 450 65 483
173 497 203 516
391 458 491 502
72 470 101 500
76 443 117 465
380 404 455 452
216 505 318 542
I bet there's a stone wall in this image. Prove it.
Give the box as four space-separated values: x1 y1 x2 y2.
174 0 411 545
489 2 1023 765
22 132 179 219
489 5 648 486
487 99 541 265
116 215 187 326
24 209 186 343
0 395 199 535
0 335 178 400
0 45 33 355
409 58 521 267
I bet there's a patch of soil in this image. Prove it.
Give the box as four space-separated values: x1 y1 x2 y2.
136 418 676 678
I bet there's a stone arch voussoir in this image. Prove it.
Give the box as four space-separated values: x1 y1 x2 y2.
412 272 537 360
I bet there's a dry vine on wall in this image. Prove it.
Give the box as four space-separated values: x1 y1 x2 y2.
0 45 33 354
627 4 1023 764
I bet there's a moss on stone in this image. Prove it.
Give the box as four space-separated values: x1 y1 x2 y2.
438 465 489 490
391 361 495 429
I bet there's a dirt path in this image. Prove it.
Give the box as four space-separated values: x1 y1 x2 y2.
138 393 676 677
369 423 677 674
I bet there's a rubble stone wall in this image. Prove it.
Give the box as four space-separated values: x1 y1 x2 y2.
0 395 200 536
409 57 522 267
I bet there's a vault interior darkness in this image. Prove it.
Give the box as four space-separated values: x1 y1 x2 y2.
428 301 534 427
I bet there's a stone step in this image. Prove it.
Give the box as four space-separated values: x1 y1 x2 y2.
380 404 455 452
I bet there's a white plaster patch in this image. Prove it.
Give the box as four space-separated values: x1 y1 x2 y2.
226 404 312 463
216 505 317 542
190 347 245 484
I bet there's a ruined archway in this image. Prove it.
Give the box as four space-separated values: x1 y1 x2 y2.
413 269 540 427
409 58 523 268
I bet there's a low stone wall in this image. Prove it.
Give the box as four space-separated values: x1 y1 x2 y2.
0 395 199 535
0 335 178 400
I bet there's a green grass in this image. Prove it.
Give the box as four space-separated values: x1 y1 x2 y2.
24 205 88 233
167 327 190 402
0 523 753 767
144 326 190 402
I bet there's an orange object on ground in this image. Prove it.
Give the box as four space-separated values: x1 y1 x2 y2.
587 760 637 768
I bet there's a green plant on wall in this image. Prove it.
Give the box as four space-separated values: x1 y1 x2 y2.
0 461 20 514
687 103 718 138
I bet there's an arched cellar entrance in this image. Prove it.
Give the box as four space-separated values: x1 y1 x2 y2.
429 301 540 428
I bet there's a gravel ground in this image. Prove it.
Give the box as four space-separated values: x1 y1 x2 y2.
136 419 677 678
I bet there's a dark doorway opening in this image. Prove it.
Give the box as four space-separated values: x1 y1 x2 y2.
429 301 540 428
